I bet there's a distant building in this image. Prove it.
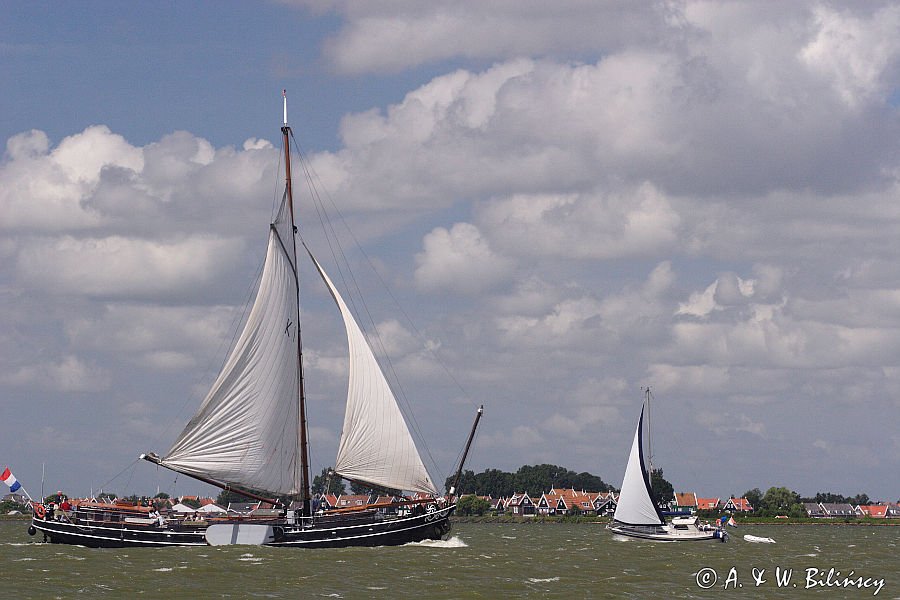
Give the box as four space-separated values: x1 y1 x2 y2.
674 492 698 514
803 503 827 517
722 497 753 512
820 503 857 518
227 502 260 514
593 492 617 516
505 493 535 516
335 494 373 508
858 505 887 518
697 498 721 511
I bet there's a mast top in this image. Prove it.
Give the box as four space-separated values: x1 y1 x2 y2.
282 89 288 127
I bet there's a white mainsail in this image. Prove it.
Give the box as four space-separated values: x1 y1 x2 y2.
612 406 665 526
159 215 302 496
308 251 438 495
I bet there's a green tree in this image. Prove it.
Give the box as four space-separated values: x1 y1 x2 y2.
311 468 346 496
650 468 674 509
456 495 490 516
812 491 849 504
216 489 244 506
444 464 613 498
742 488 763 512
760 486 802 516
1 499 28 514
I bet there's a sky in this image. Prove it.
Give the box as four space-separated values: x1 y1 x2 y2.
2 1 900 503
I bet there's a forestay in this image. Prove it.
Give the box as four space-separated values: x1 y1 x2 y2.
159 209 302 496
308 251 438 495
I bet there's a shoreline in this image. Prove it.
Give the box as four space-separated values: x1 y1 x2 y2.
450 515 900 526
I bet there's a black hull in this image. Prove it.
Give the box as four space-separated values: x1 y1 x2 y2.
30 506 454 549
266 507 453 548
31 517 208 548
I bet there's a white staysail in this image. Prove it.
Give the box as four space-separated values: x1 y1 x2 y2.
612 406 665 526
159 217 302 496
308 251 438 495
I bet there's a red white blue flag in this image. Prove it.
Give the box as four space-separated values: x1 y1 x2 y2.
1 467 21 493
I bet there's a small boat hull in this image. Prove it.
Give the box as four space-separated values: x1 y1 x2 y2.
607 521 726 542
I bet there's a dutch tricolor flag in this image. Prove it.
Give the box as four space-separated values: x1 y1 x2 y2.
2 467 22 493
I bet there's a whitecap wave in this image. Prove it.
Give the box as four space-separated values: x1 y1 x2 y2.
528 577 560 583
405 536 468 548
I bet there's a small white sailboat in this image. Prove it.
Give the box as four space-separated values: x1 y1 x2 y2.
607 392 726 542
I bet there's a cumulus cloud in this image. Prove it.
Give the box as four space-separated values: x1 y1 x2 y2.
296 1 674 74
414 222 513 294
1 355 110 393
16 235 246 300
478 184 680 261
800 4 900 108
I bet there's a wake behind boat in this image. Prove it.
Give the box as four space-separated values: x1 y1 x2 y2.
607 391 725 542
31 92 482 548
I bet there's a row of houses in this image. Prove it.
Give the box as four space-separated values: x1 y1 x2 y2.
460 489 758 517
673 492 753 513
462 488 619 516
804 502 900 519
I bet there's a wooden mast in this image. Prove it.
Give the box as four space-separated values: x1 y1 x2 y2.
449 405 484 498
282 90 312 517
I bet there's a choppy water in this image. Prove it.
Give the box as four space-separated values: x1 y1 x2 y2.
2 520 897 598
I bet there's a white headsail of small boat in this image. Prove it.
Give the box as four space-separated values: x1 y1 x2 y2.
611 405 666 527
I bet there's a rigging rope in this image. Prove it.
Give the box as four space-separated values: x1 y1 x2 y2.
287 130 482 487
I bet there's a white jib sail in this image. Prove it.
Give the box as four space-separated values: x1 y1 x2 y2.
309 253 438 496
160 226 302 496
612 407 665 526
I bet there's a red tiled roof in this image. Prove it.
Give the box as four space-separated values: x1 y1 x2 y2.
860 505 887 518
675 492 697 506
727 497 753 511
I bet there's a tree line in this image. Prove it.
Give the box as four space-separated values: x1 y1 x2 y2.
448 464 615 498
